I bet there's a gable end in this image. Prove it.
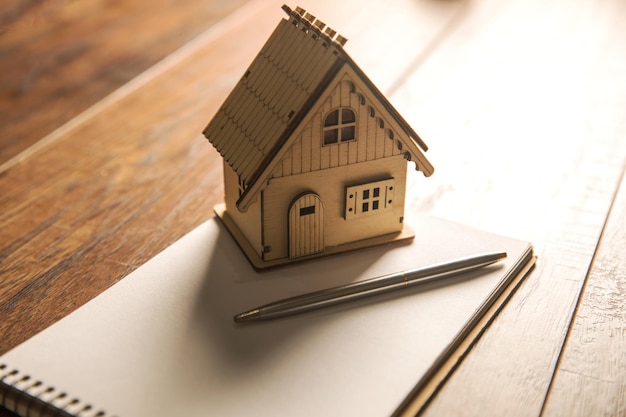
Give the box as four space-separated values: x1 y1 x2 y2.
270 70 434 180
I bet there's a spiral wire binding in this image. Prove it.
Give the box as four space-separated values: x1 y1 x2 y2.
1 363 111 417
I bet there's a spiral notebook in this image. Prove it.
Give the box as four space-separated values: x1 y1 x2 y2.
0 215 534 417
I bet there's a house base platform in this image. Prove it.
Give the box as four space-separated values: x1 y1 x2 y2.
214 203 415 270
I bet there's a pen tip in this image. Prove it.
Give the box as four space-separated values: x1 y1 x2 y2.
234 309 261 323
484 251 507 266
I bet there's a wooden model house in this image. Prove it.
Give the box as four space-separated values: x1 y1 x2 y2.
203 5 434 268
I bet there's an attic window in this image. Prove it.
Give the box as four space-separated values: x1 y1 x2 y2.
323 107 356 145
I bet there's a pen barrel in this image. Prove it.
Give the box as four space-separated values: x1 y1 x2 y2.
254 252 506 320
259 274 407 319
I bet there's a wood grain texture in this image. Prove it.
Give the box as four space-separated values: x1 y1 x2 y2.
0 0 465 354
1 0 625 416
0 0 276 358
542 167 626 417
0 0 250 164
399 0 626 415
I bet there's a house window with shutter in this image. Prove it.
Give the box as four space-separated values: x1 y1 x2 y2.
345 178 395 219
323 108 356 145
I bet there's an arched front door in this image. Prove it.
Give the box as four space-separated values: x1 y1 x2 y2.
289 193 324 259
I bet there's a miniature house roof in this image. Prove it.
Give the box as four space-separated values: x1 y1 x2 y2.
204 5 434 212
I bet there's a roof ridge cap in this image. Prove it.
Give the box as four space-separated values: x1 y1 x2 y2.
281 4 348 48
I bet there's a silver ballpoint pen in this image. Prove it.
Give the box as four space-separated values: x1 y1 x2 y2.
234 251 507 323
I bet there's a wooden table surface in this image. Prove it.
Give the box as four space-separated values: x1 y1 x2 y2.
1 0 624 416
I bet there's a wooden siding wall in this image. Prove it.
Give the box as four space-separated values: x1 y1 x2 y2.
272 71 409 179
263 156 408 261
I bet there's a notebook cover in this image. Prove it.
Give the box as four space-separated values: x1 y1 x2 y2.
0 214 534 417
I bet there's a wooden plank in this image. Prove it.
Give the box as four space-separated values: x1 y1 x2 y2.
0 0 251 164
1 1 624 416
0 0 284 357
310 112 322 171
541 166 626 417
301 130 312 173
0 0 466 356
390 0 626 415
